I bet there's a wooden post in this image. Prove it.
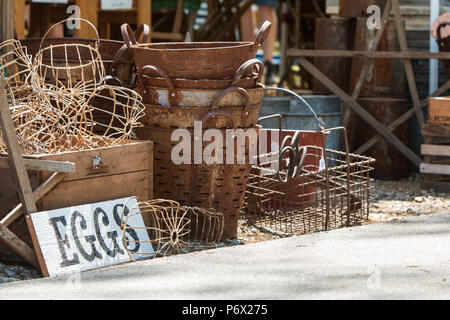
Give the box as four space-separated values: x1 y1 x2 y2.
75 0 99 38
14 0 26 39
1 0 14 42
137 0 152 42
0 79 37 214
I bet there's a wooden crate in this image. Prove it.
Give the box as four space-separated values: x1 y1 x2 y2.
420 124 450 193
0 140 153 264
428 97 450 126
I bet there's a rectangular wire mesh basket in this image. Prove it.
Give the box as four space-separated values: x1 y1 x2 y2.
244 126 375 235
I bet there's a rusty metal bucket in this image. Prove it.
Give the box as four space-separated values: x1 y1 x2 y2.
141 87 262 128
136 113 259 239
21 19 149 87
136 62 264 106
136 59 264 91
122 21 271 79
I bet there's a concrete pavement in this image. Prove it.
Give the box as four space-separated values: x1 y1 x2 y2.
0 213 449 300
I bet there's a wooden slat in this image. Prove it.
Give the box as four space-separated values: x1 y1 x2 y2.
14 0 25 39
0 157 75 173
1 0 14 42
287 49 450 60
296 57 423 167
422 124 450 137
0 80 37 214
39 141 152 182
0 222 39 268
420 163 450 175
1 172 68 228
137 0 151 42
391 0 424 126
421 144 450 157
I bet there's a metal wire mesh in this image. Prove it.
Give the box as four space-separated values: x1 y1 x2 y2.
244 129 375 235
120 199 225 260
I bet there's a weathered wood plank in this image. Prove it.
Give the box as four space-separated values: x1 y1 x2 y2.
0 222 38 267
0 80 37 214
287 49 450 60
0 157 75 173
1 172 68 228
421 144 450 157
420 163 450 175
422 124 450 137
39 141 152 182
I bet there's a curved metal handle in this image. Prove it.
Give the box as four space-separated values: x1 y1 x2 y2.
437 23 449 42
201 110 236 129
121 23 138 49
136 65 179 106
232 59 264 86
40 18 100 52
110 24 150 76
211 87 250 115
254 21 272 47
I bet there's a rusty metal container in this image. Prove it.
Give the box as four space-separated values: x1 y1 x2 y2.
141 87 262 129
136 120 258 240
339 0 387 18
348 97 410 180
136 61 264 106
122 21 271 80
136 59 264 91
349 18 406 97
313 18 355 94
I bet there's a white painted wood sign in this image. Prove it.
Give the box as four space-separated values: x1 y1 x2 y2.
31 0 69 4
26 197 154 278
101 0 133 10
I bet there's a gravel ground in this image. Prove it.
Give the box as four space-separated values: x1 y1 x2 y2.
1 174 448 284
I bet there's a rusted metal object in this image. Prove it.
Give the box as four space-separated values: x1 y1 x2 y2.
245 127 375 235
141 87 262 129
348 97 410 180
349 18 406 97
313 18 355 94
136 121 258 240
136 63 264 107
437 23 450 79
122 21 271 79
136 58 264 91
339 0 386 18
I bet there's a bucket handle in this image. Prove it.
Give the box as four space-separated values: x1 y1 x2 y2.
437 23 450 42
264 87 327 130
110 24 150 76
39 18 100 52
202 110 236 129
254 21 272 47
211 87 250 117
136 64 180 106
231 59 264 87
121 23 139 49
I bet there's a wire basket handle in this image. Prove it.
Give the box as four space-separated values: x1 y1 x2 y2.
264 87 327 130
136 64 180 106
39 18 100 52
231 59 264 86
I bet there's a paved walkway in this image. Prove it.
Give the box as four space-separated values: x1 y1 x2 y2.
0 213 449 300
